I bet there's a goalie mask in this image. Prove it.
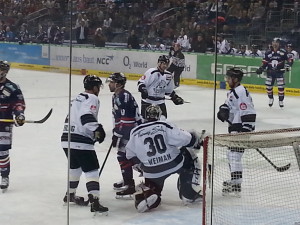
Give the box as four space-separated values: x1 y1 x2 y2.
145 105 162 121
0 60 10 80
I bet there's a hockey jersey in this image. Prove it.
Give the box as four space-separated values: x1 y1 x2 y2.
126 120 193 178
112 89 141 140
61 92 101 150
261 49 293 71
0 79 25 150
137 68 175 105
225 85 256 133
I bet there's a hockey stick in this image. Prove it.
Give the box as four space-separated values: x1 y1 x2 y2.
255 148 291 172
165 97 190 103
0 108 53 124
99 142 113 177
224 120 291 172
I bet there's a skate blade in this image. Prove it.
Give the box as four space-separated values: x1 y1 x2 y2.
115 194 134 200
93 211 108 217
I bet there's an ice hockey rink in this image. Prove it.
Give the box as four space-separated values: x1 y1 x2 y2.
1 69 300 225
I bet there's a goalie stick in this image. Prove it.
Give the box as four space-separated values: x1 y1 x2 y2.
225 120 291 172
0 108 53 124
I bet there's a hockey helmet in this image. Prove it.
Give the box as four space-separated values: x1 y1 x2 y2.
106 72 127 86
158 55 170 64
0 60 10 79
83 74 103 90
226 67 243 81
145 104 162 121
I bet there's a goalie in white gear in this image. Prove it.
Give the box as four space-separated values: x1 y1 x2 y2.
125 105 205 212
217 67 256 196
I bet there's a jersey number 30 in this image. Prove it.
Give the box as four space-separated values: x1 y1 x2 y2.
145 134 167 157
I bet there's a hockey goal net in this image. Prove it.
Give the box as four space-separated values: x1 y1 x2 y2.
202 127 300 225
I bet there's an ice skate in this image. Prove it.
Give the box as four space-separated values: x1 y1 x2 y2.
88 194 108 216
136 194 159 213
268 98 274 107
181 193 202 206
115 179 135 200
113 180 124 191
222 180 241 197
279 101 284 108
63 192 89 206
1 177 9 193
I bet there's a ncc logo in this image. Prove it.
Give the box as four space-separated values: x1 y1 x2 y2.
240 102 247 110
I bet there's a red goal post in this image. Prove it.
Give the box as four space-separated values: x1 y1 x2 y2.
202 127 300 225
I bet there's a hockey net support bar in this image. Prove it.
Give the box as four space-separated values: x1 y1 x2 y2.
202 127 300 225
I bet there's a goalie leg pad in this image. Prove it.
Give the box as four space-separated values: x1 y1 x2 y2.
178 148 202 202
227 151 243 173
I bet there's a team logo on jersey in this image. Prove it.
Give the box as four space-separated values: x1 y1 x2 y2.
90 105 97 111
240 102 247 110
141 75 146 80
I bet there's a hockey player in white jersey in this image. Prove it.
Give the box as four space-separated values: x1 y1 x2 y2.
61 75 108 214
126 105 205 213
138 55 184 120
217 68 256 197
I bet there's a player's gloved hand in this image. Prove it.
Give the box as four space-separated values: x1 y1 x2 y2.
112 131 123 148
94 124 106 144
285 65 291 72
138 84 148 99
217 104 229 122
171 94 184 105
256 67 264 74
15 113 25 126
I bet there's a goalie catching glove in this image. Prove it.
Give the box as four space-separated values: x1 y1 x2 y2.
94 124 106 143
15 113 25 126
170 91 184 105
217 104 229 122
186 130 206 152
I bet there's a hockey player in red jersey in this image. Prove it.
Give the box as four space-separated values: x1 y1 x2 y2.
256 38 293 108
217 67 256 197
126 105 205 212
106 72 141 199
0 60 25 192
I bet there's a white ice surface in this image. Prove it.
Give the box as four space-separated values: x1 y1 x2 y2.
1 69 300 225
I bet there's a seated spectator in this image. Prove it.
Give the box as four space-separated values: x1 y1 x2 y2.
34 25 48 44
127 29 140 49
176 28 190 51
249 44 263 57
153 38 166 51
4 26 15 42
189 33 207 53
235 44 250 56
141 39 152 50
94 27 106 47
17 23 31 43
215 33 231 54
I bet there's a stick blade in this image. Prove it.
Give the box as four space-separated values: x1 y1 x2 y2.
32 108 53 124
277 163 291 172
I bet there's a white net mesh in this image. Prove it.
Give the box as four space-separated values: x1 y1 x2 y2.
203 127 300 225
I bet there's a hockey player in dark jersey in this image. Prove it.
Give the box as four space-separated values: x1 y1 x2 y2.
126 104 206 212
217 67 256 197
61 75 108 214
0 60 25 192
138 55 184 120
256 38 293 108
106 72 142 199
167 43 185 88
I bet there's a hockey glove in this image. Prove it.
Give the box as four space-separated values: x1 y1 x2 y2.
138 84 148 99
217 104 229 122
256 67 264 74
94 125 106 144
171 94 184 105
285 64 291 72
15 113 25 126
112 131 123 148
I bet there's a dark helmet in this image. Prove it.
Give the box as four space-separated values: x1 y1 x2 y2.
145 104 162 121
158 55 170 64
83 74 103 90
226 67 243 81
107 72 126 86
0 60 10 71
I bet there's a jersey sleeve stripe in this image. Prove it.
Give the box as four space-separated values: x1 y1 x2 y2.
80 114 97 125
